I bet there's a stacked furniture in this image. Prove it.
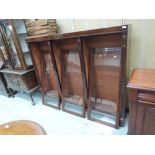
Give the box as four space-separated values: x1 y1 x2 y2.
25 19 58 37
0 19 38 105
127 69 155 134
27 25 128 128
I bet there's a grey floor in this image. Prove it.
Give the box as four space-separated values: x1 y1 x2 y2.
0 92 128 135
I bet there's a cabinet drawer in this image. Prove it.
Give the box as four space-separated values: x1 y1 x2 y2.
3 73 27 92
138 92 155 103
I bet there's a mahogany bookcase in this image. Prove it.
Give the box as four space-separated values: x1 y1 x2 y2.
27 25 128 128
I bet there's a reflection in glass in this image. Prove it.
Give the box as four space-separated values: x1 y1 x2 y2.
44 90 59 107
0 19 32 69
43 52 60 108
0 20 21 67
63 50 83 115
89 47 122 126
0 34 10 67
13 19 32 66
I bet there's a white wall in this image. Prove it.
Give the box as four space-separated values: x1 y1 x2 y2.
56 19 155 78
56 19 122 33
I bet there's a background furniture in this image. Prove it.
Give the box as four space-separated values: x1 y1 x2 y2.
0 120 46 135
127 69 155 134
0 54 13 96
0 19 38 104
24 19 58 37
27 25 128 128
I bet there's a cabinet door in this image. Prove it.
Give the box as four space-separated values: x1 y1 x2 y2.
40 41 61 109
55 38 87 117
143 107 155 134
85 35 123 128
136 93 155 135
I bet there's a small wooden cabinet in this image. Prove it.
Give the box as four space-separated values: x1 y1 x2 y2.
127 69 155 134
0 19 38 104
1 68 38 96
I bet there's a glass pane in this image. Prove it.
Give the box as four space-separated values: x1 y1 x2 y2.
0 20 21 67
43 50 60 108
13 19 32 66
62 50 84 115
0 33 10 67
89 47 122 125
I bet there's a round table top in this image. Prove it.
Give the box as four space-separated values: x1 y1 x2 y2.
0 120 46 135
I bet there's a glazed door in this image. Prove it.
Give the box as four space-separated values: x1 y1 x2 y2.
88 47 122 128
58 38 87 117
40 41 61 109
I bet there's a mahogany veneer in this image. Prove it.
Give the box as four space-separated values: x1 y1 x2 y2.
127 69 155 134
0 120 46 135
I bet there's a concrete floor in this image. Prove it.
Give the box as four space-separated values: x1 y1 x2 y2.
0 92 128 135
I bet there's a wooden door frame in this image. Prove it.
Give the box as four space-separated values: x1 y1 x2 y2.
87 48 123 128
60 39 86 118
40 41 61 110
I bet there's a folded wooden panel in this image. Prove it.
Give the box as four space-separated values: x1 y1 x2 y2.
25 19 58 37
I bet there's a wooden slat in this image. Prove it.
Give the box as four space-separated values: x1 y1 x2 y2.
28 26 57 33
25 19 58 37
25 19 56 28
28 29 57 36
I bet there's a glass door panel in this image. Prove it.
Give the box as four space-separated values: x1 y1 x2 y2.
62 50 85 117
0 33 11 68
89 47 122 127
13 19 32 66
41 42 60 109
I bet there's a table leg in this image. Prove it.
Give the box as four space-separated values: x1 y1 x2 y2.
29 93 35 105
